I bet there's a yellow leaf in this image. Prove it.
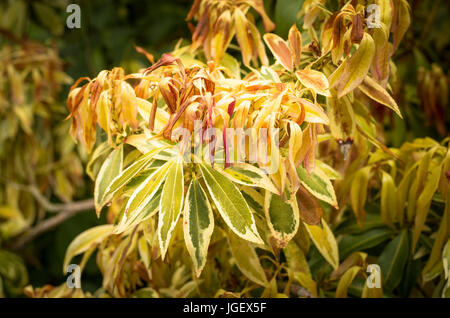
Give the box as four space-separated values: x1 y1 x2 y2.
337 33 375 98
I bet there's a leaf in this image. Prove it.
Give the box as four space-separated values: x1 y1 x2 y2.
378 230 410 292
326 96 355 141
336 33 375 98
218 163 279 194
158 158 184 259
228 233 268 286
288 24 302 68
350 166 371 227
94 145 123 216
336 266 361 298
339 228 393 259
234 8 253 66
86 142 112 180
305 219 339 270
296 185 323 225
183 178 214 277
412 160 443 250
359 76 402 118
296 165 338 208
199 163 263 244
316 160 342 180
263 33 293 71
392 0 411 52
296 70 330 96
0 249 28 296
423 192 450 282
114 163 171 234
380 171 397 227
63 225 114 271
32 2 63 36
284 241 317 296
330 252 367 280
98 146 168 212
264 190 300 248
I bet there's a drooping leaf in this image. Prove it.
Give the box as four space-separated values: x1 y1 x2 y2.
350 166 371 227
378 230 410 292
336 33 375 98
380 171 397 227
63 225 114 272
359 76 402 118
228 233 268 286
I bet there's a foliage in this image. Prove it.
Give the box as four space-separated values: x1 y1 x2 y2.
0 0 448 298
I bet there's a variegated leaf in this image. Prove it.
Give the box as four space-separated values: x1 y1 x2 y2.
94 145 123 216
199 163 263 244
263 33 293 71
183 178 214 277
296 165 338 208
264 190 299 248
158 158 184 259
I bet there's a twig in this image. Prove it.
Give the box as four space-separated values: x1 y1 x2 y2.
8 182 92 213
278 281 315 298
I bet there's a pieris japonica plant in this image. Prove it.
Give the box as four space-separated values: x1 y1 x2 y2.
24 0 449 299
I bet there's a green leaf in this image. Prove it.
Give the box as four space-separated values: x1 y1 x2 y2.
94 145 123 216
63 225 114 272
32 2 63 36
296 165 338 208
199 163 263 244
339 227 393 259
183 179 214 277
158 158 184 259
228 233 268 286
378 230 410 292
264 190 299 248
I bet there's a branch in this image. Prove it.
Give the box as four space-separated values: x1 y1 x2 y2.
7 182 91 213
7 199 94 250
